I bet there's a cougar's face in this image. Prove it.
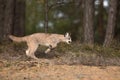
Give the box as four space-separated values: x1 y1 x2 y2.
64 33 72 44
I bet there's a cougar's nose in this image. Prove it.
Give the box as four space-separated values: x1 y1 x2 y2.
68 41 71 44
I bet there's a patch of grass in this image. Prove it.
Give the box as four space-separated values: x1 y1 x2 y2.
0 41 120 66
0 46 4 53
53 41 120 66
13 42 27 51
94 45 120 58
56 43 72 52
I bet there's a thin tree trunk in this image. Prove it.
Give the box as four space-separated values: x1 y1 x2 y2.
98 0 104 42
44 0 48 33
103 0 118 47
83 0 94 45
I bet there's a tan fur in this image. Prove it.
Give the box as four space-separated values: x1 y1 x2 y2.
9 33 72 60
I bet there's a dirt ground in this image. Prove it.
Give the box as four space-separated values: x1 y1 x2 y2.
0 60 120 80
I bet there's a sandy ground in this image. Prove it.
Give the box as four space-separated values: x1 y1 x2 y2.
0 60 120 80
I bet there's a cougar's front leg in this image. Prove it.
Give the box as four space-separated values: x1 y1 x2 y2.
45 44 56 53
45 45 52 53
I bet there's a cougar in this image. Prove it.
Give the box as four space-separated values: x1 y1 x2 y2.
9 32 72 60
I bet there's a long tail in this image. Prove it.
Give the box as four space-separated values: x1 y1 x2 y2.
9 35 26 42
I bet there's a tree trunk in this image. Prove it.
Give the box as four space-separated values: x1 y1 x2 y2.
44 0 48 33
115 0 120 39
83 0 94 45
3 0 14 40
0 0 25 42
98 0 104 42
103 0 118 47
0 0 5 41
13 0 25 36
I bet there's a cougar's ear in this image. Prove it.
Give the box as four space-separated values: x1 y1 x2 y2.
69 32 71 36
64 32 69 37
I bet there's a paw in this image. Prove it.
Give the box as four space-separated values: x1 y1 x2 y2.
45 48 51 54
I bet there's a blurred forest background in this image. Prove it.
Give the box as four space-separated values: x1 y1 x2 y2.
0 0 120 68
0 0 120 47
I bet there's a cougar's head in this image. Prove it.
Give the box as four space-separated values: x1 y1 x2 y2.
64 32 72 44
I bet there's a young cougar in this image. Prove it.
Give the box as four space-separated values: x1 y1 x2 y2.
9 32 72 60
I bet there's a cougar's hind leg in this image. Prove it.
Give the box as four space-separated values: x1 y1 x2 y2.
26 42 39 60
26 49 30 57
29 45 39 60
